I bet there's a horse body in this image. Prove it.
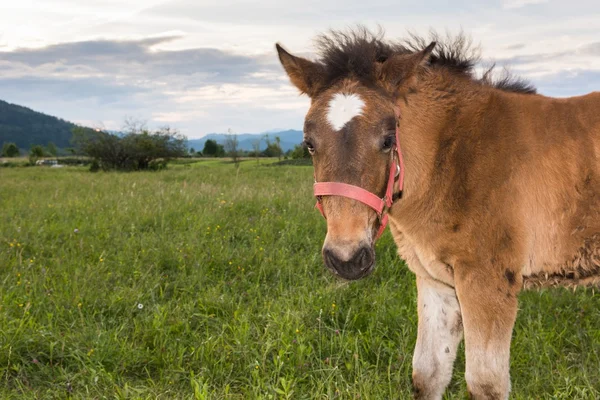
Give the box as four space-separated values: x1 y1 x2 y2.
386 82 600 397
515 92 600 286
276 28 600 399
391 84 600 287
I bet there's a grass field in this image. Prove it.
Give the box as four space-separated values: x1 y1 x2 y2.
1 160 600 399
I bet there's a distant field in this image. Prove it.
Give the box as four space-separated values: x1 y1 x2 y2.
1 161 599 399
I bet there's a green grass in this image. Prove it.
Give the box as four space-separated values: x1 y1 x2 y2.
1 161 599 399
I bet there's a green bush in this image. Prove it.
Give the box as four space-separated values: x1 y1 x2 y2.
72 126 187 171
28 144 45 165
202 139 225 157
1 142 20 157
89 159 100 172
58 157 91 166
290 143 310 159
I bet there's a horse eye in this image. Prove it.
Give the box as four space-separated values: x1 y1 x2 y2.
303 140 315 154
382 135 395 150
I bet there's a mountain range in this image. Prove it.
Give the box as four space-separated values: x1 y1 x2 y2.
0 99 77 149
0 98 302 151
187 130 303 153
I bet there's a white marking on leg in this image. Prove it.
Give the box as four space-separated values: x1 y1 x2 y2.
412 276 463 399
326 93 364 131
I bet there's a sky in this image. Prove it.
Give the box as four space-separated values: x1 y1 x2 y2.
0 0 599 138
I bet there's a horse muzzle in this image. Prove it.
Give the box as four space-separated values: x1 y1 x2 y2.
322 244 375 280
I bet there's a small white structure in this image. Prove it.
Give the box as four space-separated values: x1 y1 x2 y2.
36 159 59 166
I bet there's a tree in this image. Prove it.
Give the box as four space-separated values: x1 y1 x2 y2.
251 138 261 164
202 139 218 156
189 147 196 157
122 126 187 170
71 123 188 171
260 134 282 159
0 99 77 149
275 136 282 161
72 127 122 169
290 143 310 159
47 142 58 156
224 128 240 167
202 139 225 157
123 117 147 135
29 145 45 165
1 142 19 157
30 145 44 157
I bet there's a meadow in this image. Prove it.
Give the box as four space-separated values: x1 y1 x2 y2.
1 160 600 399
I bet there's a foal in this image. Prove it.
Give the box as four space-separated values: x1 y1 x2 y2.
276 29 600 399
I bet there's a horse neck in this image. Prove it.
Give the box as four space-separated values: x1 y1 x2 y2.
394 73 489 203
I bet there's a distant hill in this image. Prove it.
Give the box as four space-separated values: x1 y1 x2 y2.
188 130 303 152
0 99 78 149
0 98 303 152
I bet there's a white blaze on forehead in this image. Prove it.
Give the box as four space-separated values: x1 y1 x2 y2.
326 93 365 131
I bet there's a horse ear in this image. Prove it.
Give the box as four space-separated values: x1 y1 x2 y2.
276 43 325 97
378 42 436 92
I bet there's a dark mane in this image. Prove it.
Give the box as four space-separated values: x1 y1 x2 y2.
314 27 536 95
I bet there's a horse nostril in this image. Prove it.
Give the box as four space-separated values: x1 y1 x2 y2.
323 248 341 272
351 246 374 271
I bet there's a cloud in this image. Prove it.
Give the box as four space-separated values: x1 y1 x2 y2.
0 35 304 135
582 41 600 56
488 39 600 82
503 43 526 51
153 110 208 123
0 76 149 104
535 70 600 97
1 1 600 136
502 0 548 9
0 36 277 84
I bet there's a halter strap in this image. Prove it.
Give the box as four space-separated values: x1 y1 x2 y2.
314 182 386 214
313 111 404 240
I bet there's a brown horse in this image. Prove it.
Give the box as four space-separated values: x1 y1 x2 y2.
276 28 600 399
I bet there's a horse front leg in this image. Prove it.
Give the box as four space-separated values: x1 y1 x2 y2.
412 276 463 399
454 263 520 400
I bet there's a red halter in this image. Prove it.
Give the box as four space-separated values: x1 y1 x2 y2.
313 112 405 239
